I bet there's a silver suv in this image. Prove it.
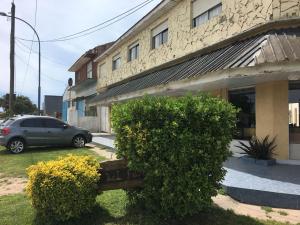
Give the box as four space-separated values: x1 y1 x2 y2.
0 115 92 154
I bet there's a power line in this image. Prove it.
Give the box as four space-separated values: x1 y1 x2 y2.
16 39 68 67
17 0 155 43
21 0 38 94
15 53 65 84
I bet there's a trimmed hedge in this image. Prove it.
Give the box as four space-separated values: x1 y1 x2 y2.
26 155 100 221
112 95 237 218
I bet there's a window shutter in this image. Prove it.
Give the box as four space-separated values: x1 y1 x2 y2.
192 0 221 18
152 20 168 37
113 54 120 61
129 42 139 50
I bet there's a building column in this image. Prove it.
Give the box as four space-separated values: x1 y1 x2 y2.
256 80 289 160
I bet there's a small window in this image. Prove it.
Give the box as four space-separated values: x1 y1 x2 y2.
112 55 121 71
87 62 93 79
20 118 43 128
192 0 222 28
128 43 139 62
85 106 97 116
152 29 168 49
44 118 64 128
151 21 168 49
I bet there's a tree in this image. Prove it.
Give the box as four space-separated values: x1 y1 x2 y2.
0 95 37 115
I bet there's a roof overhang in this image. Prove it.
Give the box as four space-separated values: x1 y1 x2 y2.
68 53 91 72
94 0 179 63
89 61 300 106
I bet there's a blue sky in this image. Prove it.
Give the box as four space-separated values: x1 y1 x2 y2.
0 0 161 105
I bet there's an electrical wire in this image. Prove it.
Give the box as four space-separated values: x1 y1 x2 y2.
16 0 155 43
20 0 38 94
16 39 68 67
15 53 65 84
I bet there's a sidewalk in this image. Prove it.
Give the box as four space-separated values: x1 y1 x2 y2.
92 133 115 149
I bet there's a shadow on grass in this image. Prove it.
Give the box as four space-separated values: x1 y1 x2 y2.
0 145 94 155
32 205 268 225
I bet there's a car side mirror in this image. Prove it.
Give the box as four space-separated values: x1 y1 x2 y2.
63 124 69 129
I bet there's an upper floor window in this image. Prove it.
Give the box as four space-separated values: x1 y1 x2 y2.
112 54 121 71
87 61 93 78
151 20 168 49
128 43 139 62
192 0 222 28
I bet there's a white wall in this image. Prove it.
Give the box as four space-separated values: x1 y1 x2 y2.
78 116 100 132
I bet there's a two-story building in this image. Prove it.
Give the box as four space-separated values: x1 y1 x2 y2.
64 42 114 132
84 0 300 162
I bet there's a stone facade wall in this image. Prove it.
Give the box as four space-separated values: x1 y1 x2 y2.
273 0 300 19
97 0 274 90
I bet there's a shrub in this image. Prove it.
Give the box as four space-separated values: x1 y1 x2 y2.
236 135 276 160
111 95 237 218
26 155 100 221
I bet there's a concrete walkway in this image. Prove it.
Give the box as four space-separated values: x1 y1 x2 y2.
223 157 300 209
91 134 300 209
92 133 115 149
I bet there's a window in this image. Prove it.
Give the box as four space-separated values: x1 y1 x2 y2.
112 55 121 71
20 118 43 128
151 21 168 49
192 0 222 28
128 43 139 61
229 88 256 140
43 118 64 128
2 119 15 126
87 62 93 79
289 82 300 145
85 106 97 117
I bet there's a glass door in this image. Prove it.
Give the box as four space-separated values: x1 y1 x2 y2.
289 82 300 159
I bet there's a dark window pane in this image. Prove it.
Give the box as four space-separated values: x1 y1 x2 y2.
162 29 168 44
44 119 64 128
20 118 43 128
229 88 256 140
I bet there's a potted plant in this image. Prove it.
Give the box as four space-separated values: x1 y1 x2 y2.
236 135 277 166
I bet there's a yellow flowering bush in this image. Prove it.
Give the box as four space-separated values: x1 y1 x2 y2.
26 155 100 221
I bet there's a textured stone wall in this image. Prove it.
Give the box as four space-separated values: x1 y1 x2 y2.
273 0 300 19
97 0 274 90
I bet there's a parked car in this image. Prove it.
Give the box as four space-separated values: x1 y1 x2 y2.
0 115 92 153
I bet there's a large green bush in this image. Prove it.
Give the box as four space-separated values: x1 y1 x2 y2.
26 155 100 221
112 95 237 218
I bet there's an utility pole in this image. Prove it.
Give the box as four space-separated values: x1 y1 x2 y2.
9 2 15 116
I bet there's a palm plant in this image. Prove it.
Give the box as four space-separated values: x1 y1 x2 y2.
236 135 276 160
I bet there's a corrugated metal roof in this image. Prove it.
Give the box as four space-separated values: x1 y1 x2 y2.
90 28 300 103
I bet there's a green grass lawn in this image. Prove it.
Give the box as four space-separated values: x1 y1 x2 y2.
0 190 297 225
0 146 105 178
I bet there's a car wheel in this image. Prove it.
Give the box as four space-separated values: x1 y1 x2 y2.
8 138 25 154
72 135 86 148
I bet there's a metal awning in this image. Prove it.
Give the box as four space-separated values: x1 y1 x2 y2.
90 28 300 104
